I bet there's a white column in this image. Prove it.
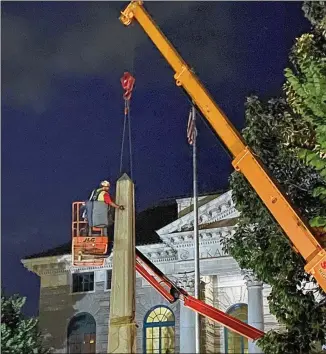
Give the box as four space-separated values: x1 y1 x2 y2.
244 273 264 354
179 276 196 353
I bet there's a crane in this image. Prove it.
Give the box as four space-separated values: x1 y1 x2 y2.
71 1 326 347
118 0 326 293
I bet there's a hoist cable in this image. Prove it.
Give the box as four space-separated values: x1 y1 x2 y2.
119 84 135 179
128 41 135 180
119 100 128 175
118 29 136 180
127 101 133 180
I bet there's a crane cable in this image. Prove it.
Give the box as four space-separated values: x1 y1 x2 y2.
118 25 136 180
119 72 135 180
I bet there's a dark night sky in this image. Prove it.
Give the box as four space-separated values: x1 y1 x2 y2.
2 1 310 316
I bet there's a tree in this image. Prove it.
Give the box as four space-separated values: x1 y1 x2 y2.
284 4 326 231
302 1 326 33
1 290 49 354
222 4 326 352
222 96 326 353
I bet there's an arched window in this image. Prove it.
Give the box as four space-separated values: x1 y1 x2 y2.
67 312 96 354
144 305 175 354
224 303 248 354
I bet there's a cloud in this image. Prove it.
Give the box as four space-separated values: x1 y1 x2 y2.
1 2 235 113
1 14 53 112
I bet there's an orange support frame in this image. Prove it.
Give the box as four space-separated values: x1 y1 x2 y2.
72 201 109 266
119 1 326 292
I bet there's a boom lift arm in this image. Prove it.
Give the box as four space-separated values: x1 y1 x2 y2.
136 248 265 341
119 1 326 292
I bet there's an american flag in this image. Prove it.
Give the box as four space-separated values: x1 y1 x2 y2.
187 108 197 145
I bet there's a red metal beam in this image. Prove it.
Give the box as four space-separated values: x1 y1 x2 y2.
135 251 265 341
135 261 175 303
184 295 264 340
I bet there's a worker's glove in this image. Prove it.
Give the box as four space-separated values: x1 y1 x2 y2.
119 205 125 210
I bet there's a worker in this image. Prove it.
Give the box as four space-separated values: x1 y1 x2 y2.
83 180 125 236
90 180 125 211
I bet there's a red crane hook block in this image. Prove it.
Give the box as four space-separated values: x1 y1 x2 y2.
121 72 135 101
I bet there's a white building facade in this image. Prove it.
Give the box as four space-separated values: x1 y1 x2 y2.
22 191 279 353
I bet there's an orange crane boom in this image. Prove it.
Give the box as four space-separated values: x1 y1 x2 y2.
119 0 326 292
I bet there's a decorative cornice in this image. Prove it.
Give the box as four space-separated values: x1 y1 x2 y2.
141 271 197 294
23 225 234 277
22 254 111 275
159 227 234 248
23 243 180 276
59 254 113 273
137 244 178 263
156 190 239 237
242 270 263 287
22 258 68 276
176 274 195 294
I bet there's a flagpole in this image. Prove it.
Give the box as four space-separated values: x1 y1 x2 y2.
192 105 201 354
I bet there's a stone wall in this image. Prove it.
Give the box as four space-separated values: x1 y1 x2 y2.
34 257 279 354
37 266 180 353
38 268 112 353
263 285 281 332
200 275 222 353
135 275 180 353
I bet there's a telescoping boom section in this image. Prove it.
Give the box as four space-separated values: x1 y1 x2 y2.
119 0 326 292
136 249 264 341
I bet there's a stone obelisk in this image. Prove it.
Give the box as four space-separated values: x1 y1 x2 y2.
108 173 136 353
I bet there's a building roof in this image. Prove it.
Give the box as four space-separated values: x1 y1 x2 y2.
169 216 238 233
177 194 221 218
23 201 178 260
160 189 228 204
200 217 238 230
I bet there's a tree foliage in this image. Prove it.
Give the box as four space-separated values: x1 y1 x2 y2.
222 3 326 353
284 12 326 230
302 1 326 33
222 96 326 353
1 291 49 354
